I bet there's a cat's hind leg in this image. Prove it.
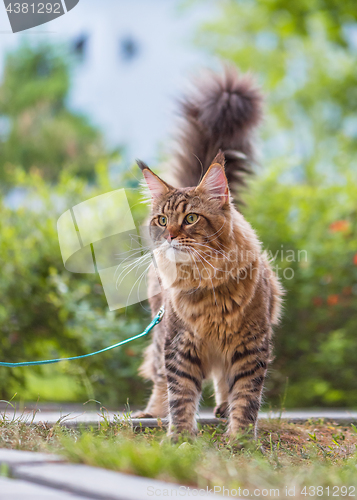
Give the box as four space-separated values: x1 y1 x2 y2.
133 378 168 418
133 326 169 418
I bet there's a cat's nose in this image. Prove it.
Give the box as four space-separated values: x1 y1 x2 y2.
166 233 177 242
165 225 179 242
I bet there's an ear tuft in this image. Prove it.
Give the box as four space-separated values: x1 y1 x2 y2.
212 150 225 168
136 159 149 172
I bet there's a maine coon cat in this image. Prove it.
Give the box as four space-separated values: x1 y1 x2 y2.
135 68 283 439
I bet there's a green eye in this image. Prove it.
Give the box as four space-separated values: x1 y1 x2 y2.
184 213 198 225
158 215 167 226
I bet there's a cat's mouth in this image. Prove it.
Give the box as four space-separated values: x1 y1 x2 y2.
156 240 192 263
158 239 187 250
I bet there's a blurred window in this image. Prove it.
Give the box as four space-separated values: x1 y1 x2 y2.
120 36 140 62
73 35 88 61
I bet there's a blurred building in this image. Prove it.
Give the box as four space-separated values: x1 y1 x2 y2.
0 0 215 164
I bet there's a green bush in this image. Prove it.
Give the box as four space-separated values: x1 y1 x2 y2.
244 168 357 408
0 165 151 406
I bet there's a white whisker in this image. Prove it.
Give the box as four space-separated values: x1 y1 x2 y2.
125 261 152 310
116 253 152 289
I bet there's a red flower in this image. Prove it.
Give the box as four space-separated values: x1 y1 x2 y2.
327 294 339 306
354 254 357 265
329 220 349 232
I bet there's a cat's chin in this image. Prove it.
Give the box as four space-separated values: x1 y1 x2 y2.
165 246 177 262
165 246 190 263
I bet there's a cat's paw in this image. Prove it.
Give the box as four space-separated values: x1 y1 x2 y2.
167 424 197 443
214 402 229 418
168 431 196 444
131 411 154 418
224 424 257 450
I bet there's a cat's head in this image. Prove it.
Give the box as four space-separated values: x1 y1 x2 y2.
138 152 234 277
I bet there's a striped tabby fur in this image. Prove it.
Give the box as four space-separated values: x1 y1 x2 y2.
135 68 283 439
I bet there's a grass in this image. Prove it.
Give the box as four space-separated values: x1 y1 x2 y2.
1 408 357 498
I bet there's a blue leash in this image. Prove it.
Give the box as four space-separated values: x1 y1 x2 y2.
0 307 164 368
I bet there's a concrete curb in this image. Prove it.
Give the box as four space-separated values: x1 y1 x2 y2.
2 409 357 428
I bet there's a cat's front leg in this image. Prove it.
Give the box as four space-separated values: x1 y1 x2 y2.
164 334 203 437
227 333 270 439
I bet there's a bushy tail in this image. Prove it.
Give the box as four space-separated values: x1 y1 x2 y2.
171 66 263 201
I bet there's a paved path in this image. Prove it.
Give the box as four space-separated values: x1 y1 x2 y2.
2 407 357 427
0 449 219 500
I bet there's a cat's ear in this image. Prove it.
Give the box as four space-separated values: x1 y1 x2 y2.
196 152 229 205
137 160 171 200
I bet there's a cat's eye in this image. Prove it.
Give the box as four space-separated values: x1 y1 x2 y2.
184 213 199 225
158 215 167 226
